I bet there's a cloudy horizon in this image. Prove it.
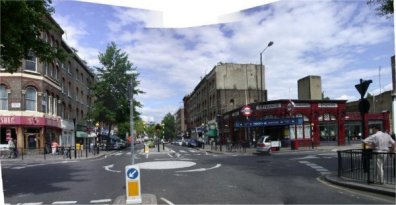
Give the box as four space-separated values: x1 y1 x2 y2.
52 0 395 122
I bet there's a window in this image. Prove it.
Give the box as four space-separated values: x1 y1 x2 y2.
61 78 65 93
42 92 48 113
53 96 57 116
68 62 71 74
44 62 49 76
76 87 79 102
0 85 8 110
55 65 59 80
81 73 83 82
25 87 37 111
25 51 37 71
49 63 54 78
68 82 71 97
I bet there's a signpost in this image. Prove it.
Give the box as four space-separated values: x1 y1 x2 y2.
355 79 372 139
125 165 142 204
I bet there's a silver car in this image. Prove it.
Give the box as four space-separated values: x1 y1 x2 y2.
256 136 271 154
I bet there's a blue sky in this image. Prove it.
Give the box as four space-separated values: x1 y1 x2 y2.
52 0 395 122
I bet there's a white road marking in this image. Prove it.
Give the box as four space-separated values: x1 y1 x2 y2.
168 153 173 158
114 153 123 156
89 199 112 203
179 150 187 153
176 164 221 173
188 149 197 153
21 203 43 205
52 201 77 204
103 164 121 173
135 161 196 170
160 197 175 205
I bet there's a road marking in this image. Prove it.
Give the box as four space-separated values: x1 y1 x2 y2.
90 199 112 203
114 153 123 156
103 164 121 173
52 201 77 204
160 197 175 205
168 153 173 158
176 164 221 173
135 161 196 170
179 150 186 153
20 203 43 205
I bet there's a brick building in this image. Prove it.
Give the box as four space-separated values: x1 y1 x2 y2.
0 16 95 152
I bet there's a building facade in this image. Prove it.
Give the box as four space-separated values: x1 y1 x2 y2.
222 99 390 147
174 108 186 137
298 75 322 100
0 17 95 152
183 63 264 138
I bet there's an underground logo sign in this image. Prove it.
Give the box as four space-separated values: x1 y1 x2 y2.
241 105 253 117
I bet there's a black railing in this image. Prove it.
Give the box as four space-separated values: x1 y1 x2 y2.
338 149 395 185
0 145 102 160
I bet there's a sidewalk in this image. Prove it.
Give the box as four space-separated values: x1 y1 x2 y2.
0 149 114 164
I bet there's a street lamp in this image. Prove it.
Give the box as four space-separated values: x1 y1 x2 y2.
128 72 136 164
260 41 274 102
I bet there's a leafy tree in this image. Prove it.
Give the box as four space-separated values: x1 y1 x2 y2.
145 122 157 139
1 0 65 73
161 113 176 140
91 42 143 138
367 0 393 17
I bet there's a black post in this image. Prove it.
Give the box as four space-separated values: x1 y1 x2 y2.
337 151 341 177
73 118 77 159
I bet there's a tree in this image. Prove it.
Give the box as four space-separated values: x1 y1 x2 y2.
91 42 143 138
161 113 176 140
0 0 65 73
367 0 393 17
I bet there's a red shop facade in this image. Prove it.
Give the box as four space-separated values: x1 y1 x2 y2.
221 100 390 147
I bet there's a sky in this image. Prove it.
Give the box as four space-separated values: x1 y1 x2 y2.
51 0 395 123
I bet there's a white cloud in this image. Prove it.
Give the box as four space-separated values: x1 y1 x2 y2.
54 0 394 122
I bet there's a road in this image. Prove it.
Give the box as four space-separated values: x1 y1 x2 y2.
2 144 394 204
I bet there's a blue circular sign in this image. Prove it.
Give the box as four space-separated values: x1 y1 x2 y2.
127 168 139 179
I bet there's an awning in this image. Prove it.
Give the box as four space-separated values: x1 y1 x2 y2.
76 131 88 138
88 132 97 138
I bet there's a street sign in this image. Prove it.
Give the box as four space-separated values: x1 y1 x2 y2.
355 79 372 98
358 99 370 113
241 105 253 117
125 165 142 204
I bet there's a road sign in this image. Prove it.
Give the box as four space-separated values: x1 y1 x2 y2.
125 165 142 204
241 105 253 117
355 79 372 98
358 99 370 113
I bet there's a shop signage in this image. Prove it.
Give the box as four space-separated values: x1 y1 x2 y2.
241 105 253 117
256 103 281 110
235 117 303 128
318 103 338 108
0 116 61 128
11 102 21 108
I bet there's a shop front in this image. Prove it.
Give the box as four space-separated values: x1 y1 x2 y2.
222 100 390 147
0 115 61 152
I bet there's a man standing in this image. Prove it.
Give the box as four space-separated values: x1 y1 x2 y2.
8 138 15 158
363 126 395 184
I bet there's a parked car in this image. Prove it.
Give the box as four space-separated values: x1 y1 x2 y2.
186 139 198 147
256 136 271 154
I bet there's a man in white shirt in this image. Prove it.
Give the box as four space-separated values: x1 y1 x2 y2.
363 126 395 184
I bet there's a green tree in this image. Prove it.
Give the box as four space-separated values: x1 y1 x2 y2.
367 0 393 17
161 113 176 140
1 0 65 73
91 42 143 138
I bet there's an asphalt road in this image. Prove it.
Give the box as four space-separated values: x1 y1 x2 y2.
2 144 394 204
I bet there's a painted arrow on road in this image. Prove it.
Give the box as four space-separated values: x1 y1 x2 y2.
104 164 121 173
176 164 221 173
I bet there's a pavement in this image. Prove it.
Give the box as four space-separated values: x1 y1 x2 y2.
2 143 395 204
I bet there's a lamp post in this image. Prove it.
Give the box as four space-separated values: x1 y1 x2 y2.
260 41 274 102
128 74 135 164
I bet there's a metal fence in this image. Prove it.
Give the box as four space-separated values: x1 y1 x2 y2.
337 149 396 185
0 146 102 160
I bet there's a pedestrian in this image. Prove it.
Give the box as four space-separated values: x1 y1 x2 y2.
8 138 15 158
363 126 395 184
51 140 59 155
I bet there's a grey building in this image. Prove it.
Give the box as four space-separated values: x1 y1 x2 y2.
174 107 186 137
298 75 322 100
184 63 264 136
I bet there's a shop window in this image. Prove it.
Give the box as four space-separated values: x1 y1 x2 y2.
0 128 16 144
0 85 8 110
25 87 37 111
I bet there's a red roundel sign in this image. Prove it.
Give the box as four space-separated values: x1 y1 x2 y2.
241 105 253 117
